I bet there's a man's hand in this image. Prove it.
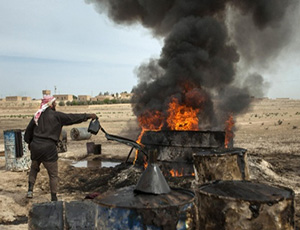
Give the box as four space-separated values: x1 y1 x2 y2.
89 113 98 120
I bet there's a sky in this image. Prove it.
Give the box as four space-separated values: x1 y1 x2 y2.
0 0 299 100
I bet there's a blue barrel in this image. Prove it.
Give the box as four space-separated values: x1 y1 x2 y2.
94 185 196 229
3 129 31 171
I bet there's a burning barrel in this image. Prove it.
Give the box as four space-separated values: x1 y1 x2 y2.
139 130 228 177
196 180 295 230
94 185 196 229
193 148 249 184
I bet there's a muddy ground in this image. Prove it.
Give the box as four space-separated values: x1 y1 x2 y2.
0 99 299 229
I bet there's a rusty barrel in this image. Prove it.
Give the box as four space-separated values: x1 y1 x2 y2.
57 130 67 153
94 185 196 229
3 129 31 171
196 180 295 230
139 130 227 177
193 148 249 184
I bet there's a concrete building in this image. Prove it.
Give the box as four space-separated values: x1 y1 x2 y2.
78 95 91 102
53 94 73 102
22 97 32 101
5 96 22 101
120 92 132 100
95 95 114 101
42 90 51 96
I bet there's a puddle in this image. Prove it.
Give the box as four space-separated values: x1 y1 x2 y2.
72 160 121 168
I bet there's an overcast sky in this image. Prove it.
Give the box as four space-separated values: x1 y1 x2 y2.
0 0 299 99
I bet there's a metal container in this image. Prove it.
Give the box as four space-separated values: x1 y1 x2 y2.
138 130 227 177
86 142 101 154
196 180 295 230
70 127 92 140
3 129 31 171
94 185 196 229
94 144 101 154
86 142 95 154
193 147 249 184
57 130 67 153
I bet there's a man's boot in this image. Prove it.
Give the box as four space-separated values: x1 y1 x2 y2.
51 193 58 201
26 182 34 198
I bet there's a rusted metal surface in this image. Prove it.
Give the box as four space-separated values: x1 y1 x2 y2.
137 130 227 174
3 129 31 171
193 148 249 184
141 130 226 148
94 185 196 229
86 142 101 154
86 142 95 154
196 180 295 230
57 130 67 153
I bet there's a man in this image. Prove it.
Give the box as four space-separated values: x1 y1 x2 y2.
24 95 97 201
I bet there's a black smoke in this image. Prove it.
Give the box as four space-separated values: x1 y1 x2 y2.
86 0 298 130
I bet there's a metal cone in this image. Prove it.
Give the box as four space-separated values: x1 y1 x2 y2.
134 150 171 194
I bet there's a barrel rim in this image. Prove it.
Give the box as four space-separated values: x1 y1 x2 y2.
94 185 195 210
197 180 295 203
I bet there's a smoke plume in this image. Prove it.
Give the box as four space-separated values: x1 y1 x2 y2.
86 0 298 130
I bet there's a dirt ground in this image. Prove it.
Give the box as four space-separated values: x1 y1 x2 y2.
0 99 299 229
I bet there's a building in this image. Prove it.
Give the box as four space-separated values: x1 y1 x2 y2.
42 90 51 96
78 95 91 102
120 92 132 100
22 97 32 101
5 96 22 102
53 94 73 102
95 95 114 101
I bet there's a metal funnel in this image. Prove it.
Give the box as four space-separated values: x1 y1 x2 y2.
134 150 171 195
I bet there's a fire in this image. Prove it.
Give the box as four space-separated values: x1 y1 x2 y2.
167 97 200 131
168 169 195 177
137 110 164 131
135 86 204 166
169 168 184 177
225 114 234 148
134 110 164 166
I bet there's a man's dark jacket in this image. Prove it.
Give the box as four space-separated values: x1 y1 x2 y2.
25 108 89 162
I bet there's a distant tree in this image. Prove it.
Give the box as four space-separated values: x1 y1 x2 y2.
72 100 78 106
58 101 65 106
103 98 110 104
98 92 103 96
73 95 78 100
104 91 110 96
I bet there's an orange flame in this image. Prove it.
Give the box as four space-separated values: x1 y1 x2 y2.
167 97 200 131
135 87 205 166
225 114 234 148
169 168 184 177
134 110 164 166
138 110 164 131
